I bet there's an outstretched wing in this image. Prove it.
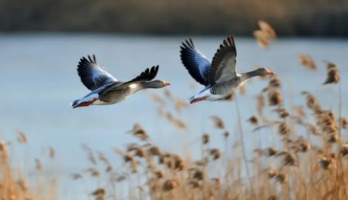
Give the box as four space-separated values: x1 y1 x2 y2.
99 65 159 95
180 38 211 86
209 36 237 85
77 55 118 91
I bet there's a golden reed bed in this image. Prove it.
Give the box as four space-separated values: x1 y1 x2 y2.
0 22 346 200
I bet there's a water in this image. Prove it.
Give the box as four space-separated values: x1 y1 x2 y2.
1 34 348 199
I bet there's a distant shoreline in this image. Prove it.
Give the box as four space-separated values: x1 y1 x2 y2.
1 0 348 37
1 32 348 39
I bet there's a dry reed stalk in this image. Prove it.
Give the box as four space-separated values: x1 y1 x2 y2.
234 95 254 197
5 39 348 200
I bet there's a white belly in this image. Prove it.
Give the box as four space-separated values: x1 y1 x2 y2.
191 87 225 102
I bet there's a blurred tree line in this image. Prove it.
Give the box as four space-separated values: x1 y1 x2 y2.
0 0 348 37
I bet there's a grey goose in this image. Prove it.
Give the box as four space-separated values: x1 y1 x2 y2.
180 35 275 104
71 55 170 108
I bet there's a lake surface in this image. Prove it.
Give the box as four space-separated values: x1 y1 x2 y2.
1 34 348 199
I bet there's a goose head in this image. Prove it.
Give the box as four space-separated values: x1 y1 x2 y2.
143 80 171 88
255 68 275 76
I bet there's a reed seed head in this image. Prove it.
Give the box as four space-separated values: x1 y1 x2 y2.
258 20 277 39
71 173 82 180
269 77 281 88
163 89 173 101
275 173 287 183
174 98 189 113
253 30 270 48
92 188 106 197
210 116 225 129
162 179 179 192
173 155 185 171
131 159 138 173
106 165 112 173
85 168 100 177
327 133 340 143
154 170 164 179
318 156 334 170
298 54 316 70
16 131 27 144
323 62 340 84
340 144 348 157
49 147 55 159
150 94 165 106
194 159 208 167
127 123 149 140
187 179 202 189
268 195 279 200
283 153 296 166
202 134 210 145
211 177 221 185
302 92 321 113
35 159 42 171
268 169 277 179
264 147 277 157
340 117 348 129
223 131 230 138
247 116 259 125
294 106 306 118
17 178 28 191
273 108 289 119
297 141 311 153
128 146 146 158
189 168 204 181
268 90 283 106
306 123 321 135
145 144 162 156
277 122 290 135
209 148 222 160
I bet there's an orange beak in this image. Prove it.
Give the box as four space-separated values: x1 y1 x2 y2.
163 81 171 86
266 69 275 75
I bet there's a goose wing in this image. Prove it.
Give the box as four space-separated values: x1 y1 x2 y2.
99 65 159 95
180 38 211 86
77 55 118 91
208 36 237 85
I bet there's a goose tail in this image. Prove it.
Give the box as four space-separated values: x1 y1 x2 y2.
189 87 212 104
189 93 208 104
71 93 99 109
70 99 80 108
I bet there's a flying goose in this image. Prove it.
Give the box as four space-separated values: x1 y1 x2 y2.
71 55 170 108
180 36 275 104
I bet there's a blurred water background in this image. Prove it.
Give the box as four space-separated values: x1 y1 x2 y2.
1 34 348 199
1 0 348 199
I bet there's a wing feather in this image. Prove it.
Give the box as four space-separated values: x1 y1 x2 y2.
99 65 159 95
77 55 117 91
209 36 237 85
180 39 211 86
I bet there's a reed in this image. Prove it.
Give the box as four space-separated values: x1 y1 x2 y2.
1 21 347 200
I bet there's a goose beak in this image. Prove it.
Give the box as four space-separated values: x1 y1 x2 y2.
163 81 171 86
266 69 275 75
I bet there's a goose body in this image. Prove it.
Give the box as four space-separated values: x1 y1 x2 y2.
180 36 275 104
71 55 170 108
